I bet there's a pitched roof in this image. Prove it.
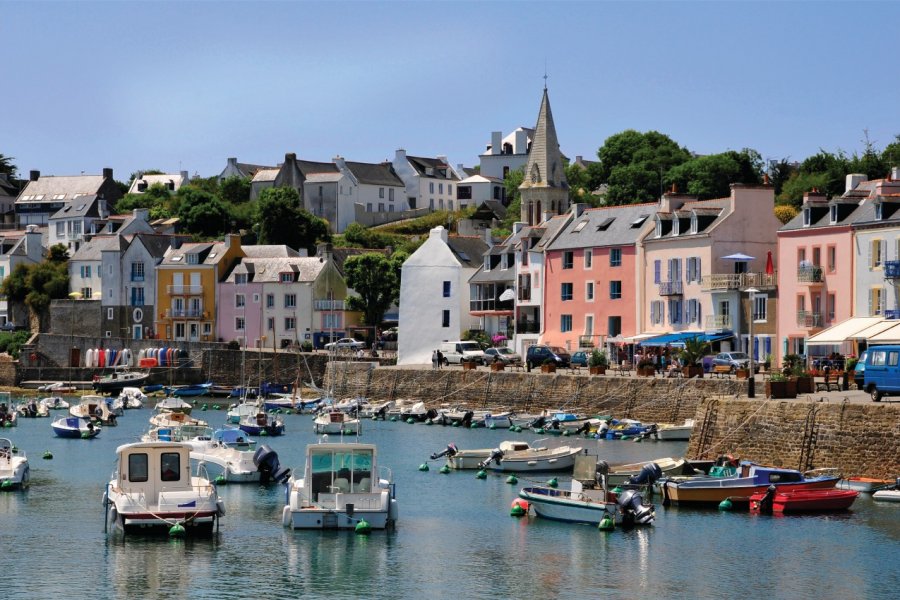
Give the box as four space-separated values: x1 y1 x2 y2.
17 175 106 203
229 161 274 179
131 233 175 259
549 203 656 250
49 195 104 220
251 168 279 183
228 256 326 283
69 235 122 261
344 161 404 187
242 244 301 258
128 173 187 194
533 213 571 250
519 88 567 191
446 236 489 268
160 241 226 266
405 156 460 181
296 160 339 176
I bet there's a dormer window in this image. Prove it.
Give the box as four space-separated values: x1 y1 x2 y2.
280 272 293 283
673 218 680 235
830 204 838 224
803 208 811 227
690 215 698 234
655 218 662 238
186 253 199 265
484 257 490 272
875 203 883 221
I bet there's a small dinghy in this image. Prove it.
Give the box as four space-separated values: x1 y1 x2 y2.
873 478 900 503
52 416 100 439
0 438 30 489
750 486 859 513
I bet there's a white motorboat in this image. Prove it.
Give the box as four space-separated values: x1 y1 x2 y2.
873 478 900 502
69 395 118 425
227 401 260 424
479 441 590 473
37 381 78 393
149 410 208 429
314 409 361 434
17 399 49 418
431 440 538 470
154 397 193 414
400 401 437 422
115 387 147 410
142 424 212 443
51 415 100 438
482 411 514 429
103 441 225 535
186 429 263 483
654 419 695 441
39 396 70 411
0 438 29 489
282 441 397 530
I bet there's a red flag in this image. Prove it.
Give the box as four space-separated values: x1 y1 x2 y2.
765 251 774 276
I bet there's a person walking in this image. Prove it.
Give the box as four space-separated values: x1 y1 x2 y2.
436 350 444 369
431 350 438 370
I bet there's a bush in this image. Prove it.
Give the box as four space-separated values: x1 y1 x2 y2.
589 349 608 368
301 340 313 352
774 204 799 224
226 340 240 351
0 331 30 359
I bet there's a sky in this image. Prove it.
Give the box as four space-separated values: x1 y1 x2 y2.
3 1 899 183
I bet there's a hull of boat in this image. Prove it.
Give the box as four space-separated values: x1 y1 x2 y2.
752 489 859 513
483 414 513 429
238 422 285 437
486 451 579 473
52 426 99 438
655 426 693 441
448 450 491 470
519 488 617 524
838 477 894 493
313 421 361 434
94 373 150 394
607 458 686 486
665 478 839 505
0 463 30 489
873 489 900 502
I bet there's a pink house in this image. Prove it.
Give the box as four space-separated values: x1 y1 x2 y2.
542 203 654 352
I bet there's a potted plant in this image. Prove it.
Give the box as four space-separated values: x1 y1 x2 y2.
792 364 815 394
490 359 505 372
588 349 608 375
679 337 709 379
763 353 773 372
766 372 797 399
735 367 750 379
843 357 858 390
540 358 557 373
462 359 478 371
636 357 656 377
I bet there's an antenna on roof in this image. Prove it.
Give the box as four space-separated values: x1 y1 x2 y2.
543 61 548 90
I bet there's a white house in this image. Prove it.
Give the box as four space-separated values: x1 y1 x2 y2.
47 195 110 254
69 235 121 303
15 168 122 228
397 226 487 365
478 127 533 183
392 150 461 211
456 174 505 210
333 157 407 233
128 172 190 195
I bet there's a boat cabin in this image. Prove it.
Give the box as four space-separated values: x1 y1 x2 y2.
743 463 804 484
305 443 376 502
115 442 194 497
498 441 532 453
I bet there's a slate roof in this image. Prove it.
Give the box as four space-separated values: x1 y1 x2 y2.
471 200 507 221
0 174 17 197
533 214 571 250
446 236 489 268
225 257 325 283
231 162 274 179
160 241 225 266
128 173 187 194
251 168 279 183
131 233 176 259
548 203 656 251
345 161 404 187
242 244 301 259
69 235 122 261
406 156 460 181
296 160 339 176
49 195 104 220
17 175 105 203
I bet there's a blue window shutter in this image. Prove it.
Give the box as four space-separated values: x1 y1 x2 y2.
654 260 661 284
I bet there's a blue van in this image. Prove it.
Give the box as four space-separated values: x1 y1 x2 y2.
863 346 900 401
853 350 867 390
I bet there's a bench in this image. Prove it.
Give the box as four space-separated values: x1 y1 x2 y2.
613 362 633 376
711 365 733 379
816 372 841 392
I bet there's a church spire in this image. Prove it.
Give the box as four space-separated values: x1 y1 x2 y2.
519 87 569 225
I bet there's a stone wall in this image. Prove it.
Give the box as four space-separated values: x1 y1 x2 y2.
686 398 900 479
325 365 747 424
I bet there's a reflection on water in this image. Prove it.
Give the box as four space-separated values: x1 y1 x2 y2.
0 405 899 598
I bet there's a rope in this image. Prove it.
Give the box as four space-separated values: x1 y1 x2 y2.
700 395 773 456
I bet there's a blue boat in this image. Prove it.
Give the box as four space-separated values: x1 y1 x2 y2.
166 383 213 398
238 411 285 437
213 428 256 450
143 384 164 393
51 416 100 439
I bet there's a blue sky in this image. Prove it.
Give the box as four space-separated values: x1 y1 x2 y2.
3 1 898 182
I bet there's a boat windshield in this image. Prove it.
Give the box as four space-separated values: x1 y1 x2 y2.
310 449 374 499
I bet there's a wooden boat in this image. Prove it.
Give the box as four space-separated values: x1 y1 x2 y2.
69 395 118 426
92 369 150 394
0 438 30 490
282 441 397 530
838 476 895 493
750 487 859 513
51 416 100 439
313 410 360 435
103 441 225 535
663 462 839 506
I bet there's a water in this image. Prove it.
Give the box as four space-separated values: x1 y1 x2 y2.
2 405 899 599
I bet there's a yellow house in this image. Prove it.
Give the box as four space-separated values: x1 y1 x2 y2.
155 234 244 341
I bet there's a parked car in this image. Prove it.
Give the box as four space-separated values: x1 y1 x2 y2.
381 327 399 341
484 347 522 365
853 351 867 390
439 341 485 365
711 352 760 373
526 345 571 369
571 351 589 367
863 346 900 401
324 337 366 351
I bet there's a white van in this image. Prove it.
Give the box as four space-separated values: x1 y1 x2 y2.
439 341 485 365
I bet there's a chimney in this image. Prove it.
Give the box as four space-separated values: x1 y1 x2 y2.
171 237 183 250
316 242 333 262
571 203 587 218
429 225 449 243
892 167 900 181
224 233 241 250
542 210 553 224
515 129 527 154
24 225 42 262
180 170 189 183
803 189 828 205
491 131 501 155
102 167 113 180
285 152 296 164
333 156 346 170
30 170 40 182
227 157 237 166
845 173 867 194
513 222 525 234
484 227 492 245
133 208 150 222
98 198 109 219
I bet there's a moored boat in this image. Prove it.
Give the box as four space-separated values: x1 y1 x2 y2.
165 382 213 398
282 441 397 530
103 441 225 535
186 429 266 483
92 368 150 394
838 476 895 493
37 382 78 394
69 395 118 426
313 410 360 435
478 441 588 473
154 397 193 414
0 437 30 489
654 419 695 441
873 478 900 503
606 456 695 486
0 393 17 427
238 411 285 437
39 396 70 411
52 416 100 439
750 486 859 513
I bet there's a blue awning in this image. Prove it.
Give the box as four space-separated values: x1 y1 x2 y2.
700 331 734 343
637 332 702 347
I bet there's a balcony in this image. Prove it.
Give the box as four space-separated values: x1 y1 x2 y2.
130 274 145 282
704 314 732 331
470 299 513 313
165 309 204 319
659 281 683 296
578 335 596 349
516 320 541 334
885 261 900 279
885 309 900 320
797 266 824 285
167 285 204 295
314 299 346 310
701 272 778 292
797 310 823 328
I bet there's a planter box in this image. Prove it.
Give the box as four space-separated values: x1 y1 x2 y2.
589 366 606 375
540 364 557 374
766 380 797 399
637 366 656 377
735 369 749 380
462 361 478 371
682 366 704 379
795 376 814 394
490 362 505 372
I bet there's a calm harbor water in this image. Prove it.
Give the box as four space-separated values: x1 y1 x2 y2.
2 403 899 599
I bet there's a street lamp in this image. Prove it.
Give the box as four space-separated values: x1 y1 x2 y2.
745 287 760 398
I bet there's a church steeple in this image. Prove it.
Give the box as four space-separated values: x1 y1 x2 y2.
519 87 569 225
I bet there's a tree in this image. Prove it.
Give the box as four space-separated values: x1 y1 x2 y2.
774 205 799 224
500 167 525 230
1 260 69 331
883 134 900 168
768 158 797 196
596 130 692 204
254 187 330 253
777 171 830 207
47 244 69 262
343 253 398 326
219 176 251 205
116 182 173 214
178 193 231 238
665 149 762 199
0 153 17 179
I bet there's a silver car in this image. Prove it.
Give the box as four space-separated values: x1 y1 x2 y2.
711 352 760 373
484 347 522 365
324 337 366 351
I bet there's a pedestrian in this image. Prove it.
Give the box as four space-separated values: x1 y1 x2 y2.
436 350 444 369
431 350 438 370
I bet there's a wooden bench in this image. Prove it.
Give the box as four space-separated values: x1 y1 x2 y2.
816 372 841 392
710 364 733 379
613 361 633 376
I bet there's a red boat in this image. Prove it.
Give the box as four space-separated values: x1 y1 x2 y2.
750 487 859 514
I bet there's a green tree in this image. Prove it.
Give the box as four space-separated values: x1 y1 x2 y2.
883 134 900 168
777 171 830 207
597 130 692 204
178 193 231 238
254 187 330 253
219 176 251 204
47 244 69 262
0 153 17 179
768 158 797 196
798 150 851 197
665 149 762 199
116 182 173 214
1 260 69 330
343 253 399 326
500 167 524 230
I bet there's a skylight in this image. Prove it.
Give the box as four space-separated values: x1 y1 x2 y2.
457 251 470 261
573 220 588 232
171 256 183 262
77 204 86 211
597 217 615 231
631 215 649 228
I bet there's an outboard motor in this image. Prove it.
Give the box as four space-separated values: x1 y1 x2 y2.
425 408 439 421
574 421 591 435
755 484 778 514
430 443 459 460
374 404 388 420
627 462 664 486
595 460 610 487
253 444 291 484
529 415 546 429
460 411 474 428
478 448 505 469
617 489 654 526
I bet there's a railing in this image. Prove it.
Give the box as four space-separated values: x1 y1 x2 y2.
797 310 822 328
885 261 900 279
797 266 824 284
885 309 900 320
704 314 732 330
578 335 595 348
700 272 778 291
659 281 683 296
130 274 145 282
314 299 345 310
165 309 204 318
516 320 541 334
167 285 203 295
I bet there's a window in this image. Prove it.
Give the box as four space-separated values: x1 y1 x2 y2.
367 203 373 212
562 251 574 269
280 273 293 283
438 183 443 195
610 281 622 299
389 188 394 201
236 317 245 331
284 294 296 309
803 208 811 227
687 257 702 283
561 314 572 332
131 262 145 281
81 287 92 299
827 293 836 323
285 317 296 331
429 182 434 193
128 453 149 482
443 281 451 297
253 293 260 303
667 258 682 281
610 248 622 267
827 246 836 273
650 300 664 325
235 294 245 308
378 202 385 212
812 247 821 267
869 287 885 316
203 323 212 335
686 299 701 324
584 315 594 335
56 222 65 237
875 203 883 221
654 260 661 284
668 299 683 324
871 350 887 366
323 313 342 329
561 282 573 301
442 310 450 327
586 282 594 301
379 187 384 198
267 317 275 331
830 204 838 224
584 249 592 269
160 452 181 482
448 184 452 195
80 265 92 278
266 294 274 309
753 294 767 322
107 308 113 320
890 352 900 367
484 257 491 272
870 239 885 269
798 248 806 264
186 254 198 265
607 316 622 337
131 287 145 307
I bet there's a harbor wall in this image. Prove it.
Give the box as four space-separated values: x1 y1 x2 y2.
685 398 900 479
